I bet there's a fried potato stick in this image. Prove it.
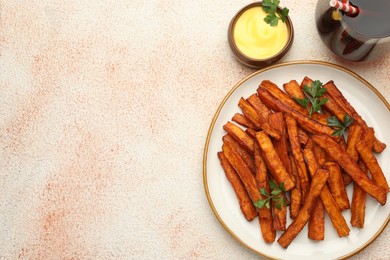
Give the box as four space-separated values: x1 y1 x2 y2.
324 162 350 210
323 80 386 153
223 134 255 175
312 134 387 205
278 169 330 248
303 147 350 237
289 159 302 219
218 152 257 221
257 87 335 136
308 199 325 241
285 115 310 198
348 126 373 227
261 80 309 115
356 140 389 192
247 94 271 122
239 98 281 140
254 143 276 242
269 113 290 230
351 160 369 228
255 131 295 191
223 122 254 154
232 113 259 130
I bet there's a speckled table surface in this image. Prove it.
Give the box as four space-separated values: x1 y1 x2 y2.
0 0 389 259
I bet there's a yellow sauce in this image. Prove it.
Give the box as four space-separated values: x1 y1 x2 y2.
233 6 289 59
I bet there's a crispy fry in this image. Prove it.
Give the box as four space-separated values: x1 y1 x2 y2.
298 128 309 146
356 140 389 192
255 131 295 191
312 134 387 205
351 160 368 228
223 142 259 202
303 147 350 237
285 115 310 198
272 189 287 231
313 143 326 166
223 122 254 154
278 169 330 248
239 98 281 140
289 159 302 219
254 143 276 242
223 134 255 175
245 128 256 139
232 113 259 130
247 94 271 122
269 113 294 181
346 124 364 162
257 87 335 136
323 80 386 153
324 162 350 210
308 199 325 241
268 113 290 230
261 80 309 115
283 80 305 99
337 136 353 186
349 127 377 227
218 152 257 221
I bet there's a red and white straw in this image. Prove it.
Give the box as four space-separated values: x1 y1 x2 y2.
330 0 359 15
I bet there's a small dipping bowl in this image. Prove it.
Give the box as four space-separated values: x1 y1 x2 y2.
228 2 294 68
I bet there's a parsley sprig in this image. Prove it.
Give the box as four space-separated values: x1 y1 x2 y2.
293 80 329 116
254 180 287 210
327 114 354 137
262 0 289 27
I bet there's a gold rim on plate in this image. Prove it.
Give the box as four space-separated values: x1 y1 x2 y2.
203 60 390 260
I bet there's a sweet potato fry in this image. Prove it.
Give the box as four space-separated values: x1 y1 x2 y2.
312 134 387 205
298 128 309 145
285 115 310 198
223 142 259 203
278 169 330 248
356 140 389 192
283 80 305 99
351 160 368 228
324 162 350 210
272 191 287 231
247 94 271 122
254 142 276 242
218 152 257 221
268 113 290 230
269 113 294 181
257 87 335 136
260 80 309 115
323 80 386 153
238 98 281 140
346 124 364 162
313 143 326 166
255 131 295 191
336 136 353 186
289 159 302 219
232 113 259 130
303 147 350 237
349 127 376 227
308 199 325 240
245 128 256 139
223 134 255 175
223 122 254 154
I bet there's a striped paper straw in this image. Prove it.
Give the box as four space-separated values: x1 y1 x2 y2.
330 0 359 15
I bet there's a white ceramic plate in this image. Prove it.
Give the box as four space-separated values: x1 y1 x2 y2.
203 61 390 260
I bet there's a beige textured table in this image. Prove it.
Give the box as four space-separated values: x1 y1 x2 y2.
0 0 389 259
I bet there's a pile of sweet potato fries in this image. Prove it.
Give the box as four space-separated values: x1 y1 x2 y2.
218 77 388 248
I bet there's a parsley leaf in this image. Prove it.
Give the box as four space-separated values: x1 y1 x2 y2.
262 0 290 26
295 80 328 115
254 180 287 210
327 114 354 136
